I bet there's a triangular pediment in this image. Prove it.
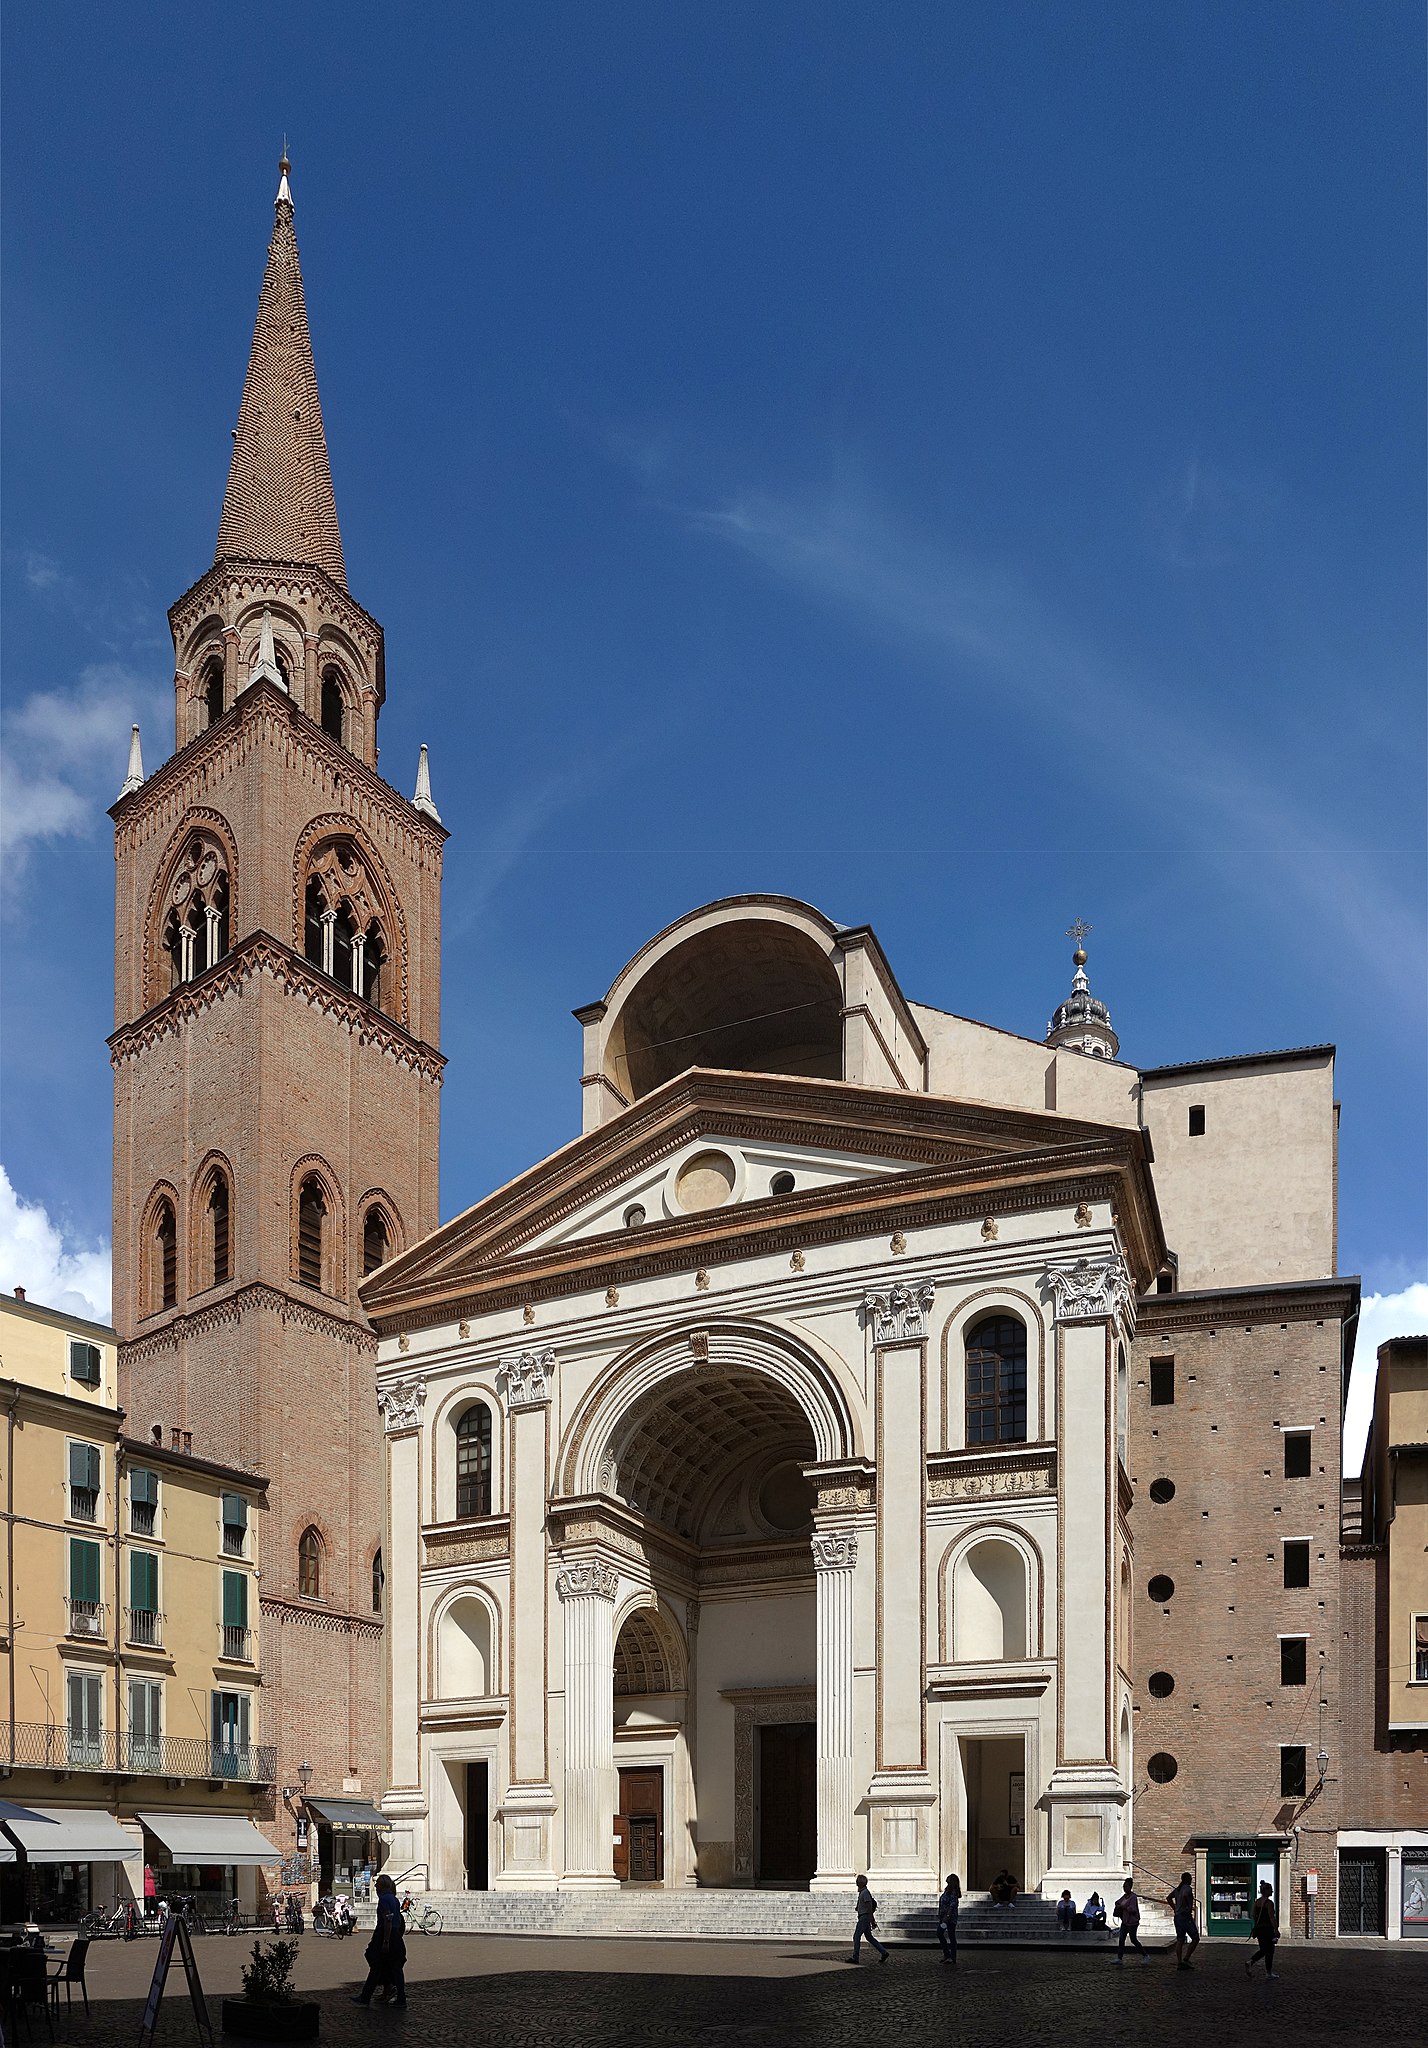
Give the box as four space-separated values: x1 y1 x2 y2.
361 1066 1160 1331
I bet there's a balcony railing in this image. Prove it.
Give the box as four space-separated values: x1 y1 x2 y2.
65 1599 105 1640
130 1502 157 1536
220 1625 251 1662
221 1528 246 1557
125 1607 163 1649
0 1721 276 1783
69 1490 98 1524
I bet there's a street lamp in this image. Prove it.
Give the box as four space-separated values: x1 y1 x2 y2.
298 1760 313 1796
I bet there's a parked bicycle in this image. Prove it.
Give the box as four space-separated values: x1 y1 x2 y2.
312 1894 355 1939
78 1902 132 1940
218 1896 242 1937
272 1892 306 1934
400 1895 442 1936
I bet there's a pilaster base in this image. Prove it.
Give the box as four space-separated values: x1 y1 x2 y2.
1038 1764 1129 1898
863 1770 938 1889
496 1782 558 1885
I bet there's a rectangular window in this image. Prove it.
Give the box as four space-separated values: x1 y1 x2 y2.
1149 1357 1175 1407
211 1690 250 1778
129 1466 159 1536
1283 1540 1310 1589
1188 1104 1206 1136
68 1441 101 1522
1280 1637 1308 1686
221 1492 248 1556
128 1679 162 1771
130 1550 158 1612
1280 1745 1307 1798
67 1671 102 1767
1415 1615 1428 1685
69 1340 101 1386
68 1536 102 1635
1283 1431 1312 1479
222 1570 249 1660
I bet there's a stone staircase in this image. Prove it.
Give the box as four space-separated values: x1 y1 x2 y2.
364 1886 1173 1945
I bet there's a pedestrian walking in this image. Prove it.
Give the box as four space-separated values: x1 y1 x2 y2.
1245 1881 1279 1980
1111 1876 1146 1962
850 1875 890 1964
1166 1872 1200 1969
352 1874 407 2006
936 1873 961 1965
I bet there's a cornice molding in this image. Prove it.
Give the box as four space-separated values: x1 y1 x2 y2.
108 931 445 1082
1134 1278 1359 1334
167 556 384 660
119 1280 375 1363
258 1593 383 1641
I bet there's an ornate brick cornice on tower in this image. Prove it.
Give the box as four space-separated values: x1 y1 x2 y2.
215 160 346 585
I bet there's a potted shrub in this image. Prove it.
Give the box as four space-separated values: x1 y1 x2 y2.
222 1937 319 2040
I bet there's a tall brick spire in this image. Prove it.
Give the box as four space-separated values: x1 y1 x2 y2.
215 155 347 587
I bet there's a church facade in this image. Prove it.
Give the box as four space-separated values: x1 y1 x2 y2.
364 897 1355 1922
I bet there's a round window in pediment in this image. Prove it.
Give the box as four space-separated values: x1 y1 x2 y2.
674 1149 737 1214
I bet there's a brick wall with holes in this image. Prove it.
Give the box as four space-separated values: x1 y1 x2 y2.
1338 1547 1428 1827
1128 1292 1351 1938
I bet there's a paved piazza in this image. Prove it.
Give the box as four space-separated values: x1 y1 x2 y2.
39 1932 1424 2045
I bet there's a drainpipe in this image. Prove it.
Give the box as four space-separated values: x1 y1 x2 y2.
115 1438 125 1778
4 1383 17 1766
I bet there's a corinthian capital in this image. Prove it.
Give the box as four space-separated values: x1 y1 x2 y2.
497 1347 555 1410
555 1559 618 1603
811 1531 859 1572
376 1377 426 1435
1043 1253 1136 1331
862 1279 936 1346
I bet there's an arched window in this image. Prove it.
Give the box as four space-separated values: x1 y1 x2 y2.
965 1315 1028 1446
331 901 356 992
298 1526 322 1600
362 1207 389 1277
321 670 345 744
362 925 386 1011
151 1199 178 1312
454 1404 493 1520
953 1539 1028 1660
202 660 224 730
304 878 326 970
160 834 230 990
371 1548 384 1615
297 1177 326 1290
208 1173 231 1288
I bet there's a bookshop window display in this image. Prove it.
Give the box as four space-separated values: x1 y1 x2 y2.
1205 1839 1280 1938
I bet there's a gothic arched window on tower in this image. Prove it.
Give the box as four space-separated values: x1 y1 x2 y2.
304 878 326 970
363 925 386 1011
151 1199 178 1313
160 835 231 992
208 1171 231 1288
362 1206 389 1276
202 659 224 730
371 1548 384 1615
454 1404 493 1520
297 1176 327 1290
331 901 356 992
321 669 345 744
298 1526 323 1600
964 1314 1028 1446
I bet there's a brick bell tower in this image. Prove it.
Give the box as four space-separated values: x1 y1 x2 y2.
110 157 445 1825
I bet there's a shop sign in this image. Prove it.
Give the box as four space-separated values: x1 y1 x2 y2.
1403 1851 1428 1940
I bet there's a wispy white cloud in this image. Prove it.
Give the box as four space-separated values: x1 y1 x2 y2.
1 661 169 896
1342 1282 1428 1476
0 1165 111 1324
446 766 588 937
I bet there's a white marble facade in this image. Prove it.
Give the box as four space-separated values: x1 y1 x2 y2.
366 899 1158 1899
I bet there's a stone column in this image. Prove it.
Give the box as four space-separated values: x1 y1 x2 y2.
304 630 320 715
863 1280 938 1887
222 625 240 701
1040 1252 1134 1896
319 910 336 978
497 1349 557 1883
556 1560 619 1888
350 931 367 997
811 1531 857 1888
377 1378 427 1851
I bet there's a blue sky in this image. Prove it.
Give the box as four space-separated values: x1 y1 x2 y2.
2 4 1424 1405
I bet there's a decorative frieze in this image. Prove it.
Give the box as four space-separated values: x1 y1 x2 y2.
497 1347 554 1410
926 1449 1056 1503
863 1278 936 1345
377 1377 426 1435
554 1559 618 1603
1043 1253 1135 1330
811 1531 858 1572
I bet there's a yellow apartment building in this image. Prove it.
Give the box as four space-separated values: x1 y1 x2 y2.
0 1289 279 1923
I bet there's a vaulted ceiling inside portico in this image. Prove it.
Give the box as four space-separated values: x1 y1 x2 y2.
609 1363 816 1542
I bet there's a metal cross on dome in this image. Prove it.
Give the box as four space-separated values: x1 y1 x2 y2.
1066 918 1093 948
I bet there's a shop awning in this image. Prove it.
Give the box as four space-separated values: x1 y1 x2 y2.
139 1814 282 1866
0 1806 138 1863
306 1798 390 1831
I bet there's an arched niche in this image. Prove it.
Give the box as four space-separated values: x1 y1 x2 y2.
437 1594 495 1700
953 1537 1029 1662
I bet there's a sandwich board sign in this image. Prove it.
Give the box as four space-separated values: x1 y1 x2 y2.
138 1914 213 2046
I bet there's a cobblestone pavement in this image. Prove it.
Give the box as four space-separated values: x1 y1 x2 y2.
40 1931 1425 2046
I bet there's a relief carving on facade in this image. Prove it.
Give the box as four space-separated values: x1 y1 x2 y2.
863 1278 936 1345
1042 1253 1135 1330
554 1559 618 1603
925 1455 1055 1503
377 1377 426 1435
497 1347 555 1410
811 1530 859 1571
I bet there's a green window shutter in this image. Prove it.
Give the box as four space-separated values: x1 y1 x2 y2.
221 1493 247 1531
69 1539 100 1604
69 1342 100 1385
222 1571 248 1628
131 1468 158 1506
130 1552 158 1612
68 1443 89 1490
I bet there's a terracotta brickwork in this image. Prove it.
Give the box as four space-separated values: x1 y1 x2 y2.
1128 1283 1355 1937
111 170 444 1818
1338 1548 1428 1824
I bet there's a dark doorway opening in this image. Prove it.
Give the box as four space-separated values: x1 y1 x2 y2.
465 1760 489 1890
1339 1849 1386 1936
617 1766 664 1884
758 1722 816 1885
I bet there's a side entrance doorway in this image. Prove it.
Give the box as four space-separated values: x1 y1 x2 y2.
616 1767 664 1884
758 1723 816 1886
958 1735 1026 1891
465 1760 489 1890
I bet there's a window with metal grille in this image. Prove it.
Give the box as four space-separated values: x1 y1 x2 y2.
298 1527 322 1599
69 1442 101 1522
209 1174 231 1286
1279 1745 1307 1798
130 1466 158 1535
221 1492 248 1556
1149 1357 1175 1406
363 1207 389 1276
964 1316 1028 1446
455 1404 493 1519
1283 1540 1310 1589
297 1178 326 1289
1283 1430 1311 1479
1280 1637 1307 1685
